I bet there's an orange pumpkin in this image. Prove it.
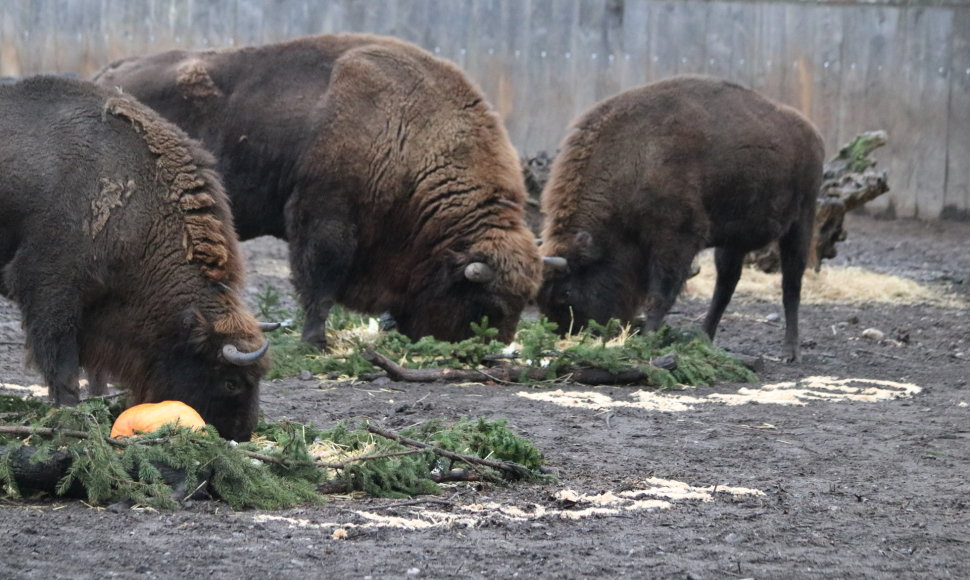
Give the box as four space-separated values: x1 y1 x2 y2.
110 401 207 438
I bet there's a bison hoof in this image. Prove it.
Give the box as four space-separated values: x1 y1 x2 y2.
300 328 328 351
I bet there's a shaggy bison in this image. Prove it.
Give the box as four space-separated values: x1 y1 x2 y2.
94 33 541 348
538 75 825 362
0 76 270 440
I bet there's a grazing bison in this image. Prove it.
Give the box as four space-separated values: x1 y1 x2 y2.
0 76 270 440
94 33 541 348
538 75 825 362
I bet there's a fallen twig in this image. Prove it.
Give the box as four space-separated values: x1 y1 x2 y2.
0 425 101 441
317 469 483 495
362 348 679 386
366 423 535 480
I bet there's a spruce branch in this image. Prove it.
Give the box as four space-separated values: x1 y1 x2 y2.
365 423 533 480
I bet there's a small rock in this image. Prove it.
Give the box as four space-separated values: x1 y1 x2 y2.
298 370 313 381
861 328 884 341
331 528 348 540
406 568 421 576
764 312 781 323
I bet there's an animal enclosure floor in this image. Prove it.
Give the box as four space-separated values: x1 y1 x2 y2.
2 214 970 579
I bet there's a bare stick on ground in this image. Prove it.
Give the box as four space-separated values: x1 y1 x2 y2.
365 423 536 480
362 348 679 386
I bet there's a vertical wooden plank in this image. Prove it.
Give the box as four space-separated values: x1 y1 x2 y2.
945 8 970 219
704 1 734 80
898 7 952 218
727 2 755 87
466 0 504 108
399 0 431 47
781 2 816 116
15 1 45 74
835 5 881 161
363 0 401 36
572 0 606 117
234 0 265 47
649 1 679 80
0 1 25 76
810 5 843 154
654 0 711 79
591 0 624 104
340 0 369 34
500 0 535 152
850 5 899 215
751 2 787 100
426 0 472 67
619 0 650 91
519 0 574 154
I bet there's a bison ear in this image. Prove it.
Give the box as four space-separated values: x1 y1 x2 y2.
180 308 214 351
574 230 600 263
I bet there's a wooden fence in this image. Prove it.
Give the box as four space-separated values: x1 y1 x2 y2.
1 0 968 219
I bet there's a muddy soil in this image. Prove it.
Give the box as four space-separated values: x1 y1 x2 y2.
1 214 969 579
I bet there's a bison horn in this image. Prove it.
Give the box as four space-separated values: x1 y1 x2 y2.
222 340 269 366
464 262 494 284
259 321 282 332
543 256 568 271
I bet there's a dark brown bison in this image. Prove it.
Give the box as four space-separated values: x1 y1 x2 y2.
94 33 541 348
538 75 825 362
0 76 270 440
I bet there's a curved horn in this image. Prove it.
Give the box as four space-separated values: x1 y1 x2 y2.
258 321 282 332
464 262 494 284
543 256 568 271
222 340 269 366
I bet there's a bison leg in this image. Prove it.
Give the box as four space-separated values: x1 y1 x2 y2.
777 218 813 363
702 247 746 341
285 191 357 351
640 254 695 333
85 370 109 397
24 315 83 406
7 260 83 405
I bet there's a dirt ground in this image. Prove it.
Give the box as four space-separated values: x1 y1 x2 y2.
1 213 969 579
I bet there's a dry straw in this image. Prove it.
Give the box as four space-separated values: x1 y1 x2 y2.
683 251 962 307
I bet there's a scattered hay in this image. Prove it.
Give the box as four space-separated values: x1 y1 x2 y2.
684 251 960 306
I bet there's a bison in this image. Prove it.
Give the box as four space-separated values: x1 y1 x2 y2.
94 33 541 348
0 76 271 440
537 75 825 362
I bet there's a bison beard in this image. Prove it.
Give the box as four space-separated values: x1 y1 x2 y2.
538 75 825 362
92 33 541 350
0 76 269 441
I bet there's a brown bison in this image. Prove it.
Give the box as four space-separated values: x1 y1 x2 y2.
538 75 825 362
0 76 270 440
94 34 541 348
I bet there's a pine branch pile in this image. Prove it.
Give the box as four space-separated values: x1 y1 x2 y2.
266 311 758 388
0 396 547 509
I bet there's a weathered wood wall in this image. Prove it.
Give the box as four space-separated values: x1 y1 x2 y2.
1 0 967 219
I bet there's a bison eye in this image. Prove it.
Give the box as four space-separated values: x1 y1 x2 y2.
224 379 241 394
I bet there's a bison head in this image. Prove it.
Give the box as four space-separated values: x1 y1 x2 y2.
394 246 540 344
130 308 270 442
537 231 642 335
